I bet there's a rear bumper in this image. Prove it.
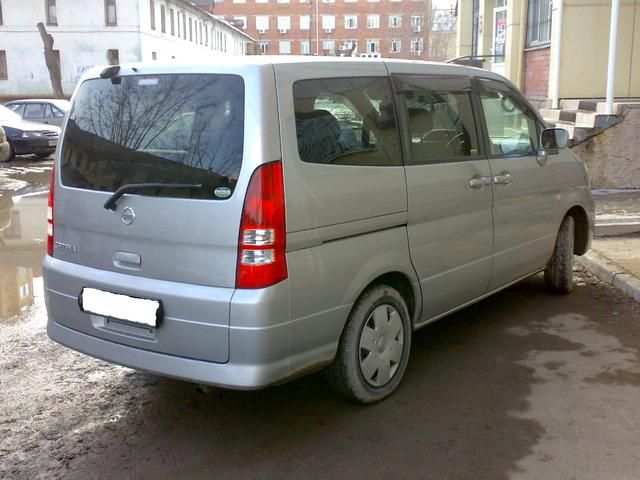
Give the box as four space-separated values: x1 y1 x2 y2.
47 319 290 389
44 256 293 389
12 138 56 156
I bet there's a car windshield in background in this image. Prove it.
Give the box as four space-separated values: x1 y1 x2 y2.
60 74 245 200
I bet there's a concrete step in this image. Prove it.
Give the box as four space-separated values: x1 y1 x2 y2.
540 108 620 129
559 99 623 115
549 120 593 141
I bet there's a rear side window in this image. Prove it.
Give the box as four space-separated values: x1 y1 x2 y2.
24 103 46 119
394 75 479 164
61 74 244 200
293 77 401 166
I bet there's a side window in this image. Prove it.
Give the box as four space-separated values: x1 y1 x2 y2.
43 105 54 118
394 75 479 164
51 106 65 118
24 103 46 119
293 77 401 166
479 80 539 156
7 104 24 116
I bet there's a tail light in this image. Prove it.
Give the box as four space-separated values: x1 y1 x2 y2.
47 168 55 256
236 161 287 289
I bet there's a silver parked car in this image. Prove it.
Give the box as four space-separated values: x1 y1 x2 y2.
44 58 594 403
5 99 70 128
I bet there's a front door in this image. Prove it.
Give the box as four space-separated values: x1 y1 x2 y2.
394 75 493 322
476 78 556 290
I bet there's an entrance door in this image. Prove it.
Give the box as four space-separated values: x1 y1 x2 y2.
492 5 508 76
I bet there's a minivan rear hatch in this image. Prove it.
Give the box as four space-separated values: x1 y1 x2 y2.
50 72 246 363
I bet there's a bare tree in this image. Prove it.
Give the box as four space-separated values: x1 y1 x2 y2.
37 22 64 98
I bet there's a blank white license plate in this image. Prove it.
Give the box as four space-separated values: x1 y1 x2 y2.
80 288 161 327
48 140 57 146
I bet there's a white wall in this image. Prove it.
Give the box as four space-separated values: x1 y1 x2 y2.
0 0 253 98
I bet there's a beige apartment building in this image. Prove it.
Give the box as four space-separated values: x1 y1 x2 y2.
455 0 640 107
196 0 447 59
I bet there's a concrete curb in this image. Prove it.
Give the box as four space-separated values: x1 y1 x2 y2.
577 251 640 302
595 219 640 237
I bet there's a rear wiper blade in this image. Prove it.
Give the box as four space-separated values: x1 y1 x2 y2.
103 183 203 211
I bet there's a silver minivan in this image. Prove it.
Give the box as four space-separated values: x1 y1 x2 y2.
44 57 594 403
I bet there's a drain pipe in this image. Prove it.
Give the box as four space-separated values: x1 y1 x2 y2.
550 0 564 109
605 0 620 114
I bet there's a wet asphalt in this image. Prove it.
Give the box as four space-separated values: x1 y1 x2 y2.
2 155 640 479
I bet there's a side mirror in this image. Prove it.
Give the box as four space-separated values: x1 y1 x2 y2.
540 128 569 151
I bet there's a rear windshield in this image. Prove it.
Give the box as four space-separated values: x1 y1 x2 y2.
61 74 244 200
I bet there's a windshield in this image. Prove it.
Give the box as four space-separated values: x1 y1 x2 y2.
60 74 245 200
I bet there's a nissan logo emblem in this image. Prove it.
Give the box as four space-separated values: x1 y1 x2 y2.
121 207 136 225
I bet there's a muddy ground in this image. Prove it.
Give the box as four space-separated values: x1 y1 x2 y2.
2 268 640 480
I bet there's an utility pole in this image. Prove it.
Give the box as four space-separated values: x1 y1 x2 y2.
309 0 313 54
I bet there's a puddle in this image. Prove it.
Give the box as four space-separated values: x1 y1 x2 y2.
0 192 47 323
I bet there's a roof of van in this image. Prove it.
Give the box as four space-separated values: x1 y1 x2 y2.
78 56 507 84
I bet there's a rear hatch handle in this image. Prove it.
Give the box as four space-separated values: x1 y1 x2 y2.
103 183 203 211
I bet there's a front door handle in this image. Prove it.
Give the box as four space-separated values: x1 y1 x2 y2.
494 172 513 185
469 175 492 189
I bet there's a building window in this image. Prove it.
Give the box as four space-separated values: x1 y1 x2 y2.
160 5 166 33
390 39 401 53
279 40 291 54
152 51 157 60
322 0 335 3
410 37 423 55
277 16 291 33
106 49 119 65
321 15 335 32
232 16 247 29
189 18 193 41
299 15 310 30
344 15 357 29
204 24 208 45
411 14 423 32
0 51 7 80
366 14 379 29
46 0 57 25
527 0 552 47
256 15 269 32
259 41 269 54
170 8 175 35
344 0 357 3
322 40 335 54
182 14 187 39
389 14 401 28
277 0 290 3
104 0 117 26
232 0 246 3
343 39 357 54
0 1 3 26
149 0 155 30
256 0 268 4
366 39 380 53
300 40 310 54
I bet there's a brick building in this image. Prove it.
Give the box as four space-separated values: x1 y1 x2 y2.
196 0 432 59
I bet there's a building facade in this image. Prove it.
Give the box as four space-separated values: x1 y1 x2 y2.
455 0 640 105
0 0 255 98
197 0 432 59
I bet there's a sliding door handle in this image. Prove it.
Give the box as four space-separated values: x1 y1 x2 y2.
469 175 492 189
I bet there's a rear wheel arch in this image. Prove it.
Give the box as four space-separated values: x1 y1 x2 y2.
356 271 419 328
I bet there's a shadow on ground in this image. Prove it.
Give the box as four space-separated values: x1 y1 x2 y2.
54 276 604 480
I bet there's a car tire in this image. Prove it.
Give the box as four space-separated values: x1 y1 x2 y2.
2 142 15 162
544 215 575 294
35 152 51 159
325 284 411 404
